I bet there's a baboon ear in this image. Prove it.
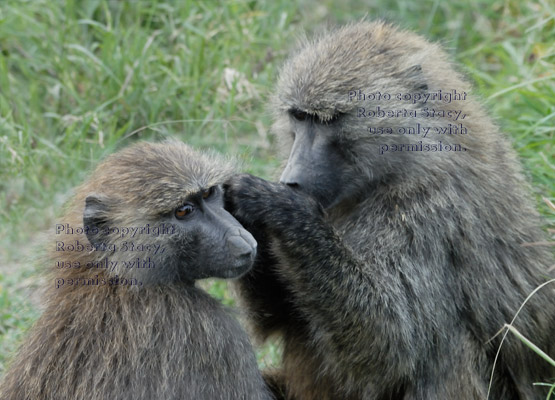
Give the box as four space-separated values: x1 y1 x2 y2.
84 194 111 247
398 64 428 92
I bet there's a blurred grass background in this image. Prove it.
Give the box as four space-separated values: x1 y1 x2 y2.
0 0 553 376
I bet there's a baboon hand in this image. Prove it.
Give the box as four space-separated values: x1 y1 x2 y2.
224 173 324 233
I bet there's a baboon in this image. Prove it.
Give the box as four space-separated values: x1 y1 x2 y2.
225 21 555 399
0 141 273 400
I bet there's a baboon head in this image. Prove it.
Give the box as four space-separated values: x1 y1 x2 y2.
59 141 257 285
272 21 474 209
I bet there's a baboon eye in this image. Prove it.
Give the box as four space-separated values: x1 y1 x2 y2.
202 186 216 199
326 113 342 124
175 204 194 219
290 109 309 121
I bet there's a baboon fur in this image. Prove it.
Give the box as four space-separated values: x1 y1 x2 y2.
225 21 555 399
0 141 272 400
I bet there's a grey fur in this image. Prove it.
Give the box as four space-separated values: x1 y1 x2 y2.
225 21 555 400
0 141 273 400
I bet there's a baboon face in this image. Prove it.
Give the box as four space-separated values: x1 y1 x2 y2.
274 23 471 210
279 111 346 209
165 184 258 280
81 142 257 284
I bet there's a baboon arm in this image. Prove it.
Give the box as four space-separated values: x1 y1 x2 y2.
262 370 289 400
226 174 429 366
233 233 298 338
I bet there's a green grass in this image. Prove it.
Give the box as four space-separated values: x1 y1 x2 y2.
0 0 553 386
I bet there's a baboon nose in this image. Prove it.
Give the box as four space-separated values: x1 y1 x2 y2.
279 164 302 189
281 181 300 189
227 230 257 259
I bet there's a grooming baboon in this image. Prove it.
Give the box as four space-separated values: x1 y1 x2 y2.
225 21 555 399
0 141 273 400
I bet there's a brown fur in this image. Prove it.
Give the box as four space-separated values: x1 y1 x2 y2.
226 22 555 399
0 141 272 400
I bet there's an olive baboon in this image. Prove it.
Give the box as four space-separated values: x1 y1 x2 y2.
225 22 555 399
0 141 273 400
